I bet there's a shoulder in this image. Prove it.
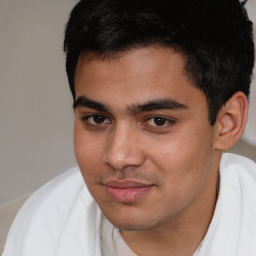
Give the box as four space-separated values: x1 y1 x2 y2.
220 152 256 170
201 154 256 255
216 153 256 253
3 167 96 256
15 166 88 221
220 153 256 183
219 153 256 202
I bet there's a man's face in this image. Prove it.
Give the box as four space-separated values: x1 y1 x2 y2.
74 47 219 231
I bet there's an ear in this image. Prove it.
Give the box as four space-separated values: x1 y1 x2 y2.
214 91 248 151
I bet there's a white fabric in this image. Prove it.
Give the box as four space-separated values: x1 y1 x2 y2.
199 153 256 256
100 215 117 256
2 169 102 256
113 227 137 256
2 153 256 256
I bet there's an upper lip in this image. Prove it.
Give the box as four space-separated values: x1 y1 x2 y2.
104 180 153 188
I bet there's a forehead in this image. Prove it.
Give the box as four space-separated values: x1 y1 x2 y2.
74 47 206 112
76 47 186 85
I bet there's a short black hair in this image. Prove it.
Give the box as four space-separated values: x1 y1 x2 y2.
64 0 254 125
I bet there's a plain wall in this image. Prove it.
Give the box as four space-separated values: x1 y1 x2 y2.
0 0 78 204
0 0 255 205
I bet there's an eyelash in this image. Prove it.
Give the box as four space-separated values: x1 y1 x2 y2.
80 114 176 130
81 114 111 126
145 116 175 127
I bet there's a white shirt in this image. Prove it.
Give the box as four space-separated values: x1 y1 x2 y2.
2 153 256 256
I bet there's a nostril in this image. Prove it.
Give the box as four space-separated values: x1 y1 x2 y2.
104 143 146 170
103 125 146 169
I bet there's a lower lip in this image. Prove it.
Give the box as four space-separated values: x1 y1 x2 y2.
105 186 153 203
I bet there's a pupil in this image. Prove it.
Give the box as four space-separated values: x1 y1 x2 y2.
154 117 166 126
93 115 105 124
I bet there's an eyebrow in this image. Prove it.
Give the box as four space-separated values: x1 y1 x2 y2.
73 96 188 115
127 98 188 115
73 96 111 113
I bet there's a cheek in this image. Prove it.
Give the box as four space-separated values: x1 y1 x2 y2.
146 134 213 215
74 123 103 178
74 126 107 202
148 124 214 185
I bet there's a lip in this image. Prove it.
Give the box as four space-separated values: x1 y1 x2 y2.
104 180 154 203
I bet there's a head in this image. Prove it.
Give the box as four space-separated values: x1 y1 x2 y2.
63 0 254 233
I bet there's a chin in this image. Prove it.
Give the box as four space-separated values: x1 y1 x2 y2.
103 210 161 231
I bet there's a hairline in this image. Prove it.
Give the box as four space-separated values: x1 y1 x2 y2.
74 44 216 124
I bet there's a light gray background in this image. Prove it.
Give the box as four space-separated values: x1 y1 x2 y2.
0 0 78 205
0 0 256 205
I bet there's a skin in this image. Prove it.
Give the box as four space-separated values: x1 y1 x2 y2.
74 47 222 256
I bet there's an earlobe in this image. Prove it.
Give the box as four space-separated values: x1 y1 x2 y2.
214 92 248 151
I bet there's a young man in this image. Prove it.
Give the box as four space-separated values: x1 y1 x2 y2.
3 0 256 255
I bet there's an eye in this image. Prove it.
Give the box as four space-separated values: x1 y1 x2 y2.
148 117 167 126
146 116 174 127
83 114 110 125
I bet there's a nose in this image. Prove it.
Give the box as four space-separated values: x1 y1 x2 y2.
103 123 146 170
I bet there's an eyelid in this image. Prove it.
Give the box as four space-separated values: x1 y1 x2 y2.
80 113 112 126
144 116 176 127
76 107 113 119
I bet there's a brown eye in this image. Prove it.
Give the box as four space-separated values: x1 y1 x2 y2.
92 115 106 124
153 117 167 126
146 116 175 128
83 114 109 125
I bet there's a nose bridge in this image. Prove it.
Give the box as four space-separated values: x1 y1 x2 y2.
104 122 145 170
